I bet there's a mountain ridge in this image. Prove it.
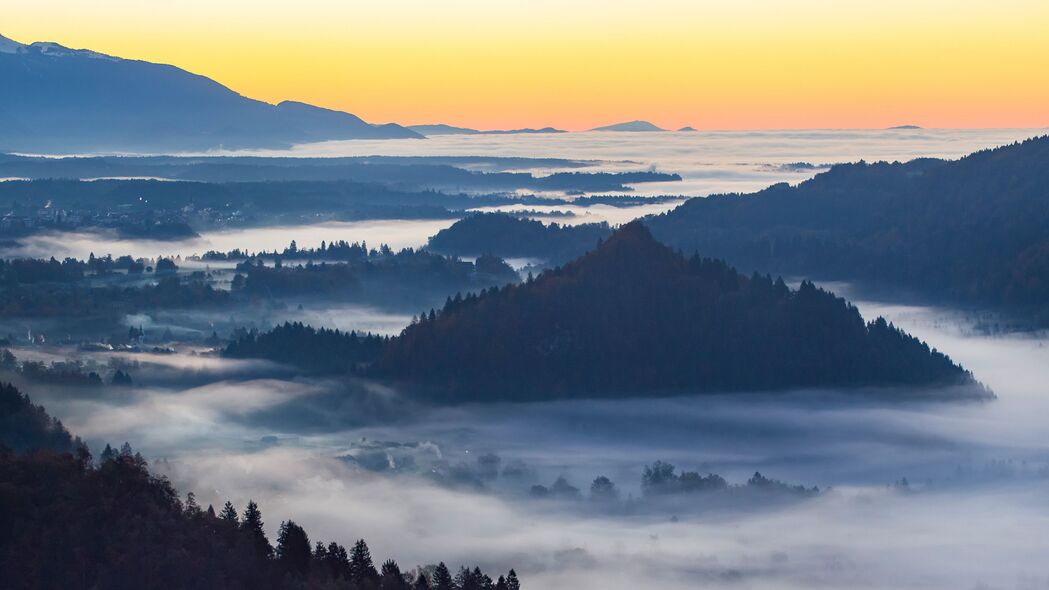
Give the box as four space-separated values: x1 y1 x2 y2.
0 32 421 153
647 135 1049 316
407 123 567 136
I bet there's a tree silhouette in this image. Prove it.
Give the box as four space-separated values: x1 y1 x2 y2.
506 569 521 590
431 562 455 590
240 500 272 558
276 520 311 574
590 476 618 502
350 538 379 585
219 500 238 523
380 559 409 590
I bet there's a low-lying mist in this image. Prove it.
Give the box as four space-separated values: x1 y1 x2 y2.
16 293 1049 589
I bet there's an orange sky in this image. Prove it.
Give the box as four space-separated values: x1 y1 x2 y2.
5 0 1049 130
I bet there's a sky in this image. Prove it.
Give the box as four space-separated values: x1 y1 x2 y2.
5 0 1049 131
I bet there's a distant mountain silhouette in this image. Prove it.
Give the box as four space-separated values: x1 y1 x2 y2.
408 124 566 136
677 126 698 132
887 125 922 129
0 33 421 153
378 222 982 401
591 120 667 132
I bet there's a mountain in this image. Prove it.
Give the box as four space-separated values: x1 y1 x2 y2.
678 126 698 132
377 222 982 402
407 124 482 136
428 212 612 264
493 126 567 135
591 120 667 132
407 123 566 136
0 33 421 153
647 135 1049 319
887 125 922 129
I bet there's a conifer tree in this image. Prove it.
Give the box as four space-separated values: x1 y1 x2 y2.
275 520 311 574
240 500 271 558
184 492 201 517
349 538 379 584
506 569 520 590
380 559 407 590
431 562 454 590
219 501 238 523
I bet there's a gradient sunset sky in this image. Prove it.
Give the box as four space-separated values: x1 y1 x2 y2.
6 0 1048 131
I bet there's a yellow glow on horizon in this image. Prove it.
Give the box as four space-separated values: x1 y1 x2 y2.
5 0 1049 130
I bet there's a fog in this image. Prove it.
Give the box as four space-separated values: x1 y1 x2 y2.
467 199 686 227
211 128 1046 197
15 289 1049 589
1 219 459 261
121 303 414 340
9 130 1049 586
9 130 1046 265
1 201 679 261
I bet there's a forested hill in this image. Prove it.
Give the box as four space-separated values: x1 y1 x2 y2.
375 222 984 402
427 213 612 264
0 383 519 589
647 135 1049 315
0 382 83 454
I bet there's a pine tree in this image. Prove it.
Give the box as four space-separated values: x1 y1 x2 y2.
413 572 431 590
240 500 272 558
455 566 478 590
380 559 407 590
184 492 201 517
324 541 351 578
99 443 115 463
505 569 520 590
219 501 238 523
349 538 378 584
431 562 454 590
275 520 311 574
495 575 508 590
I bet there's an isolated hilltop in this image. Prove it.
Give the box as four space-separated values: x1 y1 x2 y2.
377 222 983 401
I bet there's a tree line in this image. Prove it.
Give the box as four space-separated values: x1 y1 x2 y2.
0 382 521 589
647 135 1049 321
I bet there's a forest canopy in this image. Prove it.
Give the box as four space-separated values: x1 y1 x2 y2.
377 222 983 401
647 136 1049 317
230 223 986 402
0 383 519 590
